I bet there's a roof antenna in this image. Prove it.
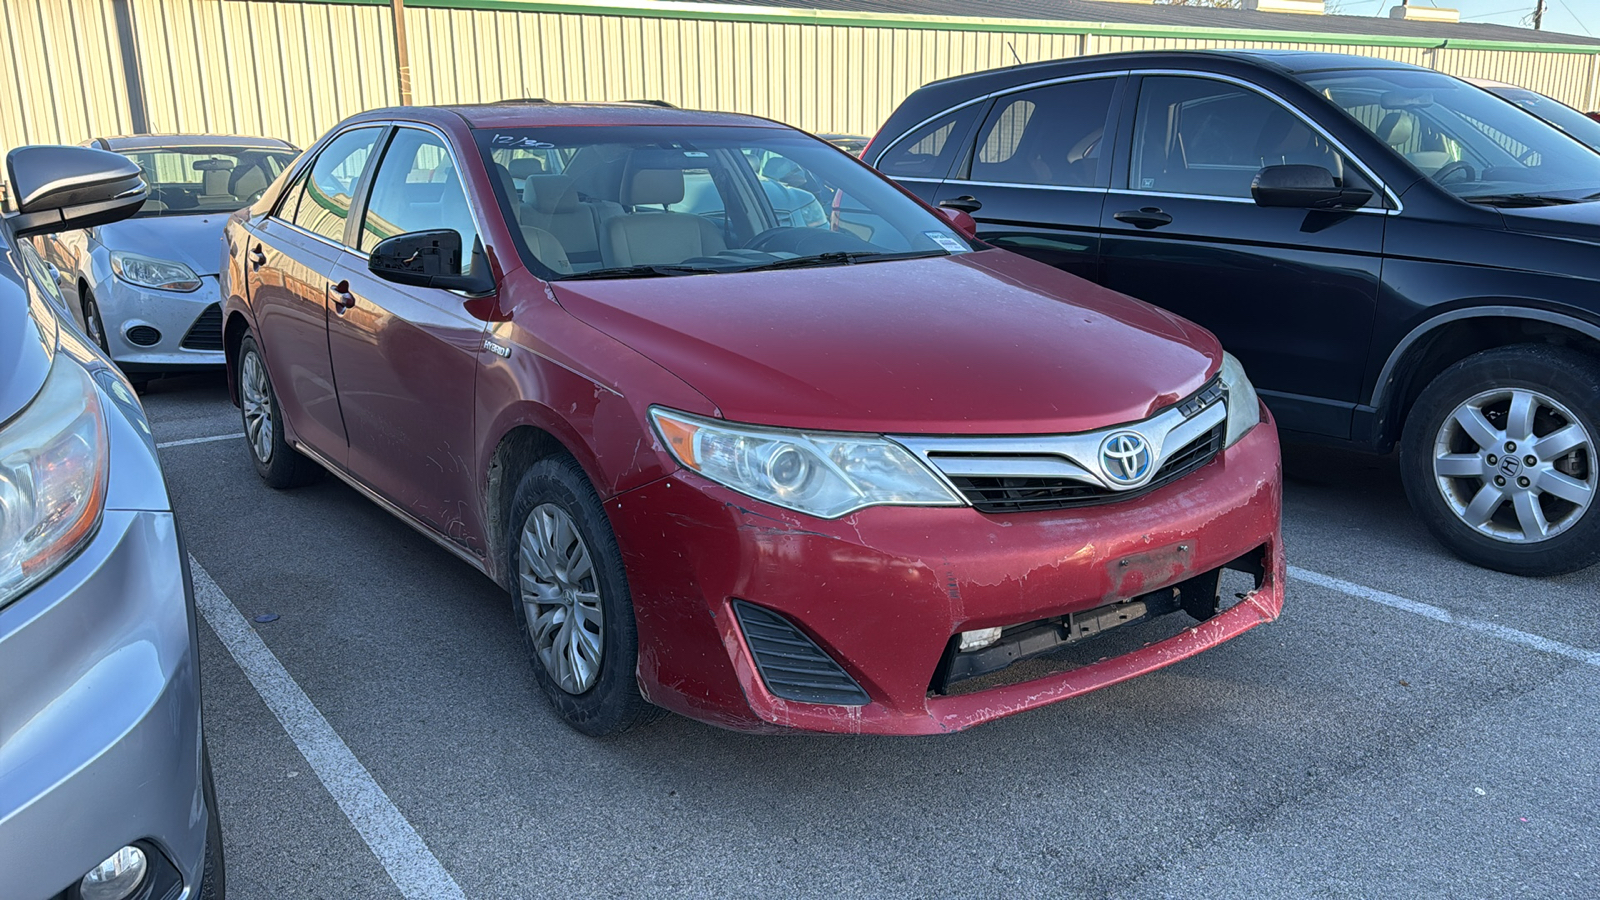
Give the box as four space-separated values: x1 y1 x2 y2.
1008 41 1023 65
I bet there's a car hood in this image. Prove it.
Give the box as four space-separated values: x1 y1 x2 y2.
550 251 1220 435
1499 200 1600 242
0 277 56 426
99 213 230 276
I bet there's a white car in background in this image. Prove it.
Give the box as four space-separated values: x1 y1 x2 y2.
38 134 298 388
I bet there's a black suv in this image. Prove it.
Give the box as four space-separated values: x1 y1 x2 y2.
869 50 1600 576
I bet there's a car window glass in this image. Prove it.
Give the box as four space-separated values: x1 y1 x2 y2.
970 79 1116 188
121 147 298 217
1130 76 1366 201
875 105 979 179
291 127 381 244
360 129 479 273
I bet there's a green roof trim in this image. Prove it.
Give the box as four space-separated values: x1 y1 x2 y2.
393 0 1600 54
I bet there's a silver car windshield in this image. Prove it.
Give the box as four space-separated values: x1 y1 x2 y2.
119 146 298 217
1307 69 1600 202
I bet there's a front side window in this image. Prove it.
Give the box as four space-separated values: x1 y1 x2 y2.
479 125 972 280
875 106 980 179
1130 76 1370 202
1307 69 1600 203
970 79 1116 188
359 129 479 274
290 127 381 244
120 146 297 217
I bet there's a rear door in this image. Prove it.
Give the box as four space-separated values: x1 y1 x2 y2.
1096 74 1387 438
326 125 488 552
928 76 1124 281
245 126 384 461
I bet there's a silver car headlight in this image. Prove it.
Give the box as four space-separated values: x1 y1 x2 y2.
110 251 202 292
1219 352 1262 449
0 357 110 607
650 408 962 518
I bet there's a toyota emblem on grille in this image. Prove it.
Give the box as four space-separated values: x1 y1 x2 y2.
1100 431 1154 487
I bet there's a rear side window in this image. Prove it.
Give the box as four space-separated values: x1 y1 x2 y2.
875 105 979 179
970 79 1117 188
289 127 382 244
360 129 479 274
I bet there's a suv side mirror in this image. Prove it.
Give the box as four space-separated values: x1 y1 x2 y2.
5 145 147 237
1251 164 1373 210
368 230 495 294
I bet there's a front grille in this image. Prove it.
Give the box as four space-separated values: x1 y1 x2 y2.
732 600 869 706
947 424 1224 513
180 303 223 351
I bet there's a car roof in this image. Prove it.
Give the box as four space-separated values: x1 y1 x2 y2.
92 134 298 151
347 101 784 131
922 48 1425 91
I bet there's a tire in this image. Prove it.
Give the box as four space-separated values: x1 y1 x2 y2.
81 287 111 353
507 455 663 736
237 334 320 489
1400 344 1600 576
198 742 226 900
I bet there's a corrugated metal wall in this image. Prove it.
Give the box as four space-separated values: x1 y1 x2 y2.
1 0 1596 158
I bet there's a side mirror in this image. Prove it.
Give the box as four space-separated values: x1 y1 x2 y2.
934 206 979 240
1251 164 1374 210
5 145 147 237
368 230 495 294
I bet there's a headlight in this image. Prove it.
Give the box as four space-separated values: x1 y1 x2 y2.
0 357 110 607
650 408 962 518
110 251 202 292
1219 352 1262 448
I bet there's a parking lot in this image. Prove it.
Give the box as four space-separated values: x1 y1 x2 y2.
135 372 1600 899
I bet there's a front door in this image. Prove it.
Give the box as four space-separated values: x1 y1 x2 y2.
327 126 488 553
1097 74 1387 438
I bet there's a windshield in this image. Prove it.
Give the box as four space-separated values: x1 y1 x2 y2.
475 125 971 279
120 146 298 217
1487 86 1600 155
1305 70 1600 202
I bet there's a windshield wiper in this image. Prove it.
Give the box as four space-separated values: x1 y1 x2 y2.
1464 193 1581 208
556 264 723 281
734 248 951 273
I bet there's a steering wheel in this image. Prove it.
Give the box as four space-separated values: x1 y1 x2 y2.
1432 160 1476 185
743 227 797 252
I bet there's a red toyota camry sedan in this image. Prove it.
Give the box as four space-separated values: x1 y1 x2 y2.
221 102 1284 735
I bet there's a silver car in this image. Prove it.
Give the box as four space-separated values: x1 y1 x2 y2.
2 146 223 898
39 135 297 387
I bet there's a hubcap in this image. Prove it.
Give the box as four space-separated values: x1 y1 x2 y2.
1433 388 1595 543
85 299 108 351
240 351 274 464
518 504 604 694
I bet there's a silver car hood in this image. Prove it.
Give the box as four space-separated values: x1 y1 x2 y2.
99 213 230 277
0 276 55 425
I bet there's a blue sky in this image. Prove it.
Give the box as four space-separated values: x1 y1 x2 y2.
1329 0 1597 37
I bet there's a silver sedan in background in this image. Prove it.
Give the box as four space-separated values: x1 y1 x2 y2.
38 135 298 388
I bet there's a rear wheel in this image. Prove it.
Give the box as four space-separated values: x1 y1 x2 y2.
1401 344 1600 576
238 334 320 489
507 456 662 736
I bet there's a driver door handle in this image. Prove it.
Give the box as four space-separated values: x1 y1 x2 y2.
940 195 983 214
329 280 355 313
1113 207 1174 229
249 245 267 269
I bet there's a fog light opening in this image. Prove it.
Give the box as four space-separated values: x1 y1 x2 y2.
957 626 1004 652
79 845 147 900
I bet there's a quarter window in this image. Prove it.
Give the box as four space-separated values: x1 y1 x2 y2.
360 129 479 274
289 127 381 244
875 106 979 179
969 79 1116 188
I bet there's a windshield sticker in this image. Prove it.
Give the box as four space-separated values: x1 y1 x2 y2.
491 134 555 149
925 231 966 253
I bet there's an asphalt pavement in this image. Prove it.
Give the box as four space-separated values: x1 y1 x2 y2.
140 372 1600 900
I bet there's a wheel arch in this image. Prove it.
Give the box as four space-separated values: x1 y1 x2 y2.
1373 306 1600 444
482 419 593 590
222 310 253 406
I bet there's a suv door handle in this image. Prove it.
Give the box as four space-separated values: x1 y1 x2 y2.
249 245 267 269
329 280 355 313
939 195 983 214
1113 207 1174 229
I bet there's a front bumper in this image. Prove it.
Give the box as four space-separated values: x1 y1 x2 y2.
0 510 211 899
611 412 1284 735
100 275 224 369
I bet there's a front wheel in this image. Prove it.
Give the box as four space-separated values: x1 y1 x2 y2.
507 456 662 736
238 334 320 489
1401 345 1600 576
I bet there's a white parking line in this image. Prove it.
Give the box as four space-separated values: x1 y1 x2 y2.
1289 565 1600 667
190 558 468 900
157 432 245 449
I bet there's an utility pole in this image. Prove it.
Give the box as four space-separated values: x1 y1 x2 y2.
1533 0 1544 29
392 0 413 105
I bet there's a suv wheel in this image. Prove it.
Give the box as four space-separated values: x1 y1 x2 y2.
507 456 663 736
1401 344 1600 576
238 334 320 489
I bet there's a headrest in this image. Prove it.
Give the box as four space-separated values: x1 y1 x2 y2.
523 175 579 214
493 163 515 199
1376 111 1414 147
508 157 545 179
623 168 684 207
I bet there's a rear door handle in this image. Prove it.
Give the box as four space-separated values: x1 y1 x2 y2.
1113 207 1173 229
939 195 983 214
329 280 355 313
249 244 267 269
